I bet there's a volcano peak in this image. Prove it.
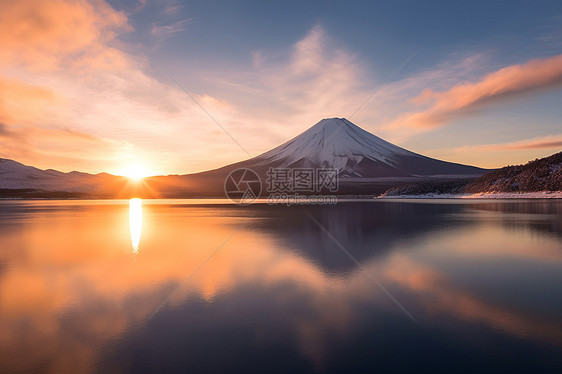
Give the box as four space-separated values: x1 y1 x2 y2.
238 118 487 178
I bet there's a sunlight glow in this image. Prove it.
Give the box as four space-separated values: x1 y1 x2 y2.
129 198 143 253
120 164 152 180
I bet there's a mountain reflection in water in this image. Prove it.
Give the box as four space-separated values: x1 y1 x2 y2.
0 199 560 373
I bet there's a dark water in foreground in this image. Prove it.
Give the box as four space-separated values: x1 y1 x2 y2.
0 199 561 373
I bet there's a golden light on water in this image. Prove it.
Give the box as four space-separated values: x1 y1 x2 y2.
129 198 143 253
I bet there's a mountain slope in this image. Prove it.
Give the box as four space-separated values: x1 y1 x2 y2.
0 158 93 191
465 151 562 193
381 151 562 197
204 118 487 178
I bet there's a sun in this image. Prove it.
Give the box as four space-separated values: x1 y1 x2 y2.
119 164 153 180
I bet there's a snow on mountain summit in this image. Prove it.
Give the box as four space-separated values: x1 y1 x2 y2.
241 118 485 178
258 118 411 163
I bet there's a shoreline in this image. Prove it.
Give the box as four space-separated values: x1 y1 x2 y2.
377 191 562 199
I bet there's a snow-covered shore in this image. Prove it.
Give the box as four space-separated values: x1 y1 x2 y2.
377 191 562 199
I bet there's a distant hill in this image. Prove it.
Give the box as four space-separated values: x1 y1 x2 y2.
465 151 562 193
382 151 562 197
0 158 143 198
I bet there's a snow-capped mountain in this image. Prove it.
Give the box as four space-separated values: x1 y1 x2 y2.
210 118 486 178
0 118 488 198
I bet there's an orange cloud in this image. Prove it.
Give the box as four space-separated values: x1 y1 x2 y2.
0 0 141 171
0 77 60 125
0 0 269 174
0 124 131 168
386 54 562 131
0 122 20 139
438 134 562 154
0 0 131 71
501 135 562 150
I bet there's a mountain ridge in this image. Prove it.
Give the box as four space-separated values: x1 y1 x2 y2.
381 151 562 197
1 118 491 198
466 151 562 193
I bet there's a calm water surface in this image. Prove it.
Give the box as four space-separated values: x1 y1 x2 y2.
0 199 561 373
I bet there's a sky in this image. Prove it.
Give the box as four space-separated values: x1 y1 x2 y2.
1 0 562 176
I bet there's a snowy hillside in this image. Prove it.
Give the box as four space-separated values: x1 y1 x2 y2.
380 151 562 198
465 151 562 193
0 159 83 191
0 158 119 193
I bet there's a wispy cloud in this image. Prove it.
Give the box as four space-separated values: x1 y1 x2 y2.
385 54 562 132
207 25 373 145
422 134 562 168
448 134 562 153
151 18 190 38
146 0 189 41
0 0 131 71
500 136 562 151
0 122 20 140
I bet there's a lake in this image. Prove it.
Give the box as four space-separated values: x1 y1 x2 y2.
0 199 561 373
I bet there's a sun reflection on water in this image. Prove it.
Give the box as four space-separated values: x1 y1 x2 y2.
129 198 143 253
